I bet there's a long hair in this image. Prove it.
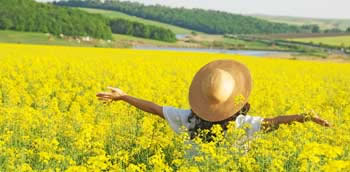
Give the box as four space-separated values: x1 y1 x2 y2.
187 103 250 142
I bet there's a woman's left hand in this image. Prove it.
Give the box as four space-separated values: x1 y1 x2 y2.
311 116 331 127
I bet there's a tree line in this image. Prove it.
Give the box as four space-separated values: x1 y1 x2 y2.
0 0 177 42
56 0 313 35
0 0 112 39
110 19 176 42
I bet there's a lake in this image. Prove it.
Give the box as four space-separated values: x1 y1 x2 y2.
134 46 288 57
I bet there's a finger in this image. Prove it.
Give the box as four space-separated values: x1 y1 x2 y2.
102 95 114 100
324 121 330 127
107 86 117 93
320 120 330 127
96 92 111 97
99 94 112 98
96 95 110 99
96 92 107 96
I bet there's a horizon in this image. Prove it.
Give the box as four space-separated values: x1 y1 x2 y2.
37 0 350 20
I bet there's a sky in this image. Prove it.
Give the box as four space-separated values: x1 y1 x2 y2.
38 0 350 19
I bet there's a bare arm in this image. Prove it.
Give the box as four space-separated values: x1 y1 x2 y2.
96 87 164 119
121 95 164 119
262 114 330 131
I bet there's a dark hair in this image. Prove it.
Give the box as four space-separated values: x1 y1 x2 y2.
187 103 250 142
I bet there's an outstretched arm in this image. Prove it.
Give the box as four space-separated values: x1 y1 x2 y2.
262 114 330 131
96 87 164 119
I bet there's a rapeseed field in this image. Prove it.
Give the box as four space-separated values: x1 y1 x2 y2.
0 43 349 171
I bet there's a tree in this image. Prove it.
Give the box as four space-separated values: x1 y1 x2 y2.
312 25 320 33
57 0 304 35
324 28 343 33
0 0 112 39
347 27 350 32
0 17 14 29
109 18 176 42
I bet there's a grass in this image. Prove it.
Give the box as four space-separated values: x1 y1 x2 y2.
221 38 273 49
0 30 176 48
0 30 88 46
291 36 350 47
78 7 194 35
0 30 287 51
253 14 350 30
112 34 176 47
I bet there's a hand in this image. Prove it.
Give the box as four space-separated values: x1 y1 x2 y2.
311 115 331 127
96 86 127 104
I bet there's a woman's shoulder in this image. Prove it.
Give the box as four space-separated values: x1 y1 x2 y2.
235 114 264 137
162 106 192 133
237 114 263 119
163 106 191 117
235 114 264 126
163 106 192 123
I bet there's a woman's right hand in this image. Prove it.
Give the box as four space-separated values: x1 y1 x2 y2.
96 86 127 103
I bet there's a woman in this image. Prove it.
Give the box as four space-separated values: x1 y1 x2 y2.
96 60 330 141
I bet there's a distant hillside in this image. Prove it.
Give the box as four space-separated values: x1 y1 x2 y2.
109 18 176 42
0 0 112 39
0 30 176 48
78 8 194 34
291 35 350 47
56 0 308 35
0 0 177 42
253 14 350 30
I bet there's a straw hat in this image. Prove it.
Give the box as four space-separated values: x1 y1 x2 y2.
189 60 252 122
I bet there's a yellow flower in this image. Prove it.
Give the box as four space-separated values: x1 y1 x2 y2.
0 43 349 171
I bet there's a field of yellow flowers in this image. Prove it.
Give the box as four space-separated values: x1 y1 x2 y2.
0 43 350 171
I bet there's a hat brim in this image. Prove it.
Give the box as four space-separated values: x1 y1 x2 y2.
189 60 252 122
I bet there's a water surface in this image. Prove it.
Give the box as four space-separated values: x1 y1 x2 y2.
134 46 288 57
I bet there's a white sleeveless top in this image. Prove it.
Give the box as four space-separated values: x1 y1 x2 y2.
163 106 264 137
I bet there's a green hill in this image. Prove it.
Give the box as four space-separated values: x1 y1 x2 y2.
291 35 350 47
0 0 112 39
0 0 178 43
78 8 193 35
252 14 350 30
0 30 175 48
56 0 307 35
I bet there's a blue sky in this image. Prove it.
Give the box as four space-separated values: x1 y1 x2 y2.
38 0 350 19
